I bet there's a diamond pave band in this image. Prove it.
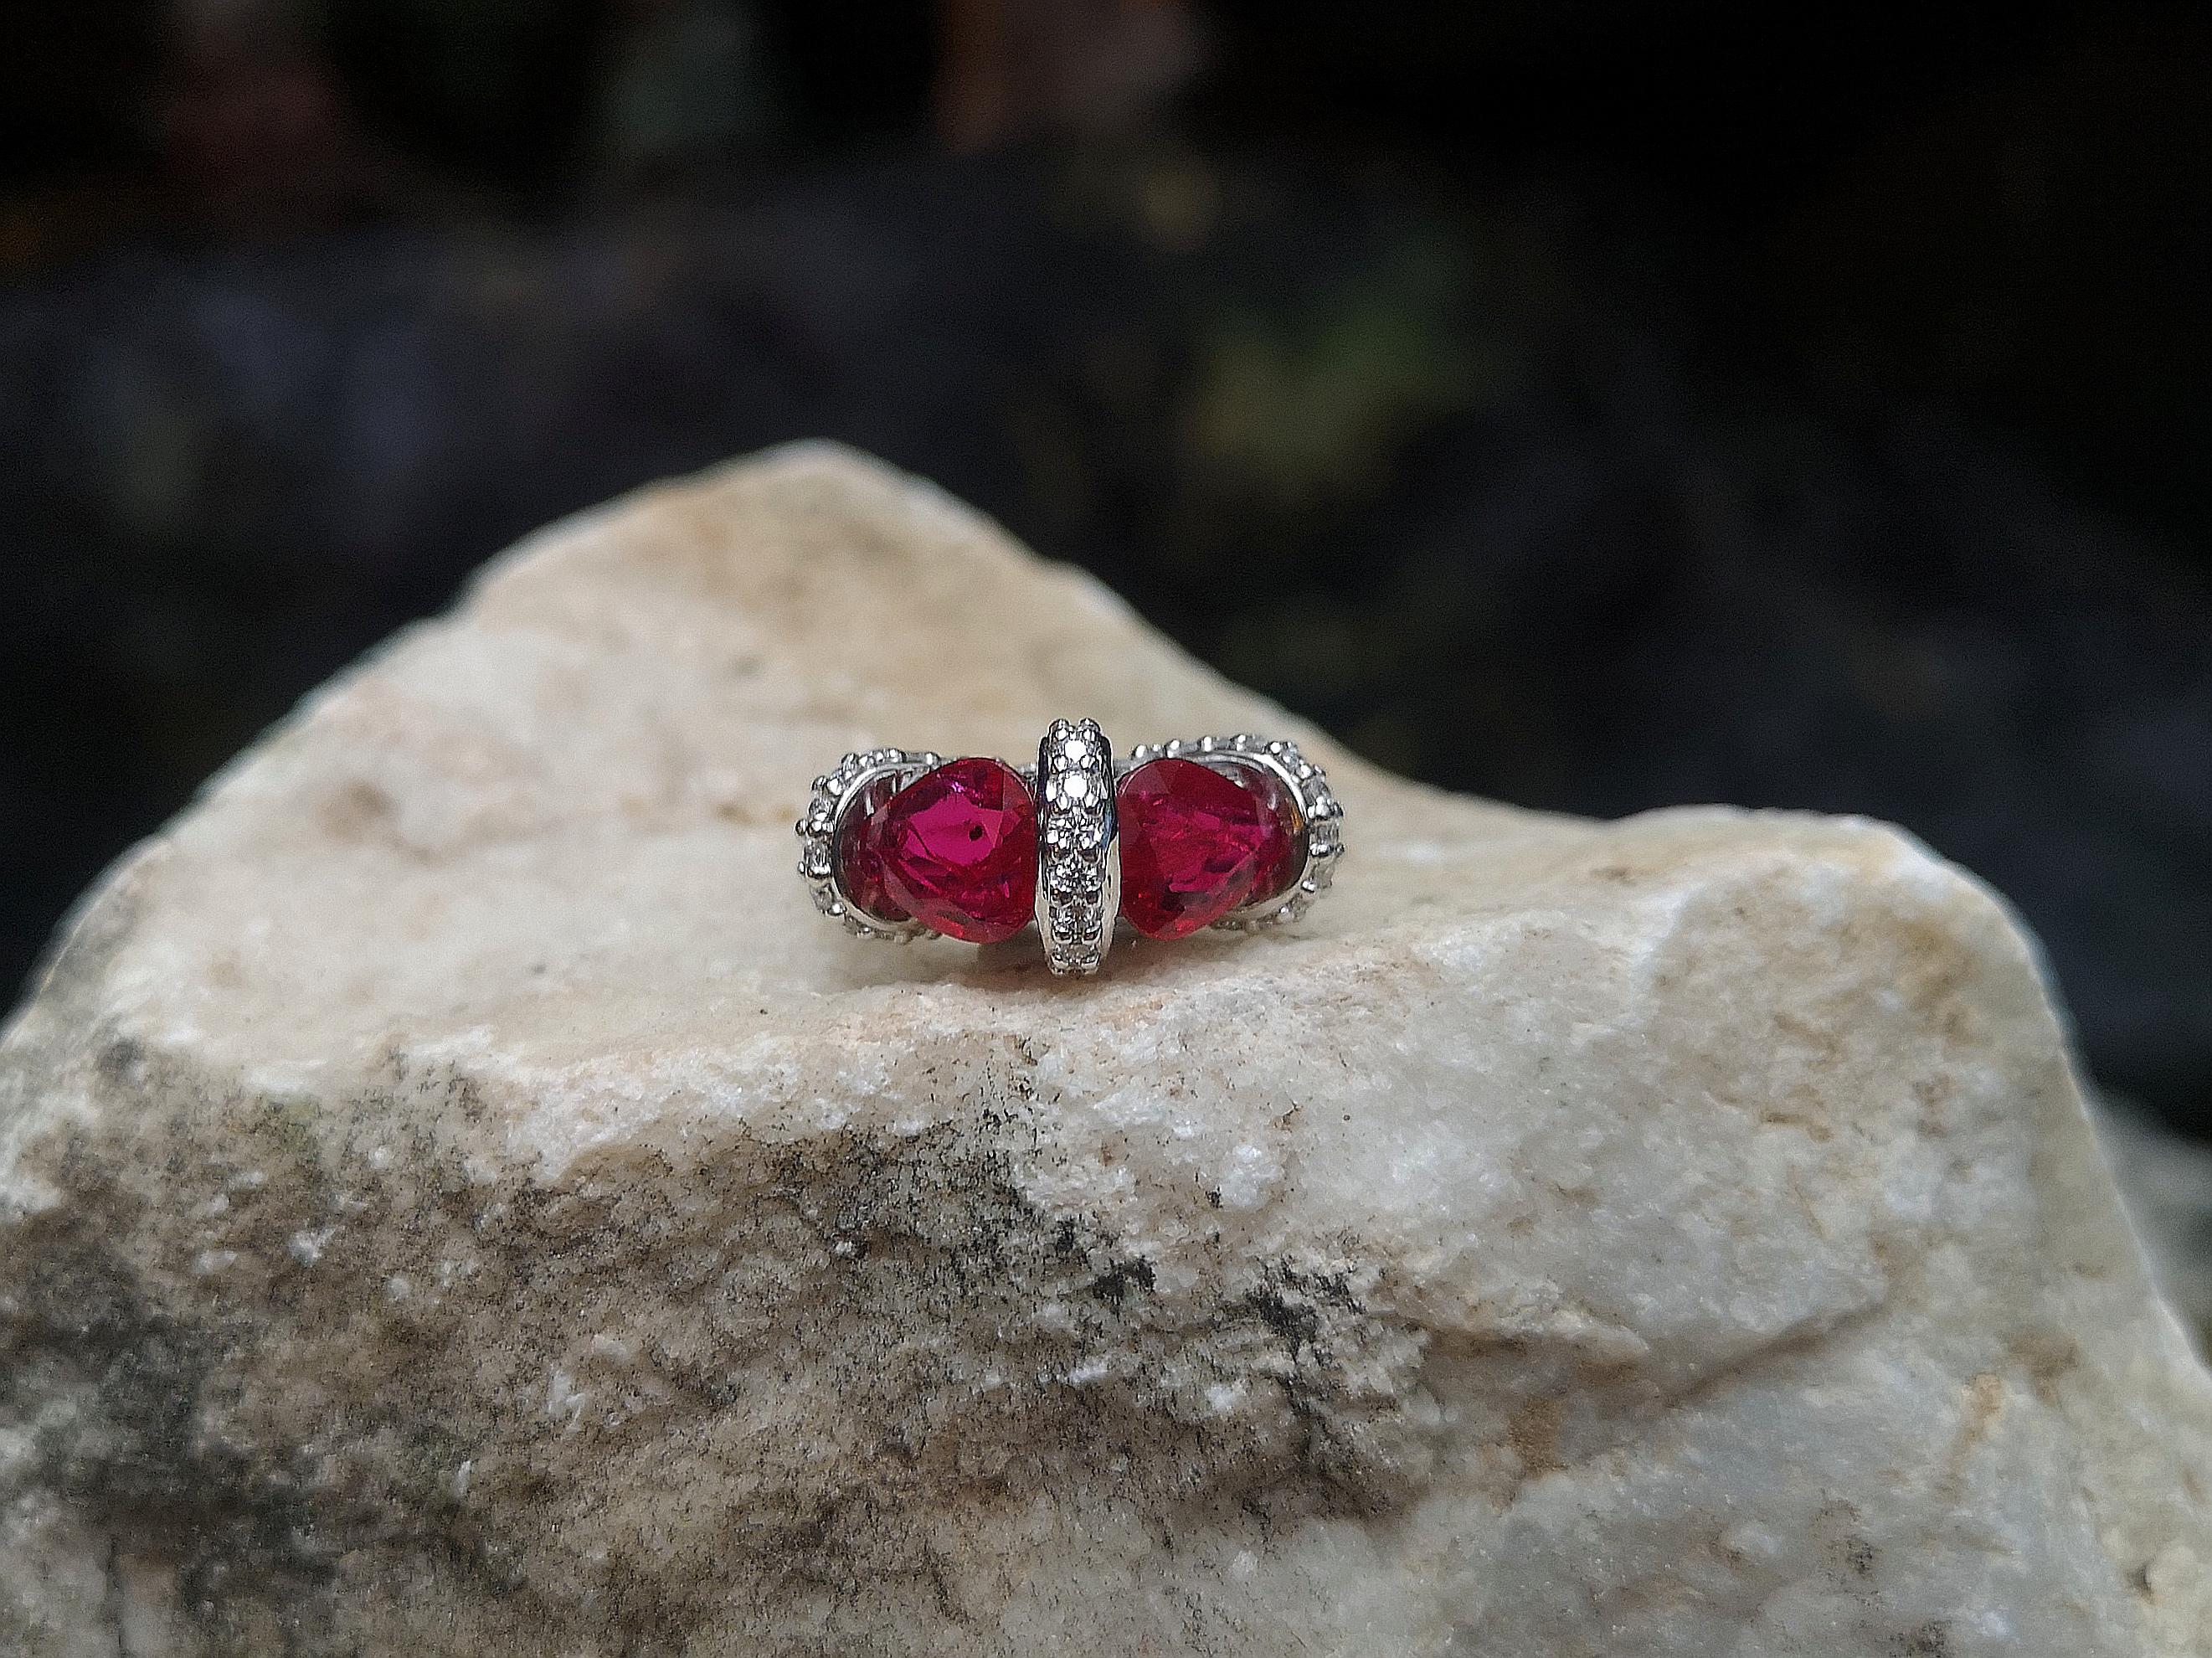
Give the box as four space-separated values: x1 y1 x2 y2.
797 723 1343 976
1036 718 1119 976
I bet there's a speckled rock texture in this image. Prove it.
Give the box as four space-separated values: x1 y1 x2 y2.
3 443 2208 1656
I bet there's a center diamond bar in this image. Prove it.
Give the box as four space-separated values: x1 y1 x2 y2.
1035 718 1119 976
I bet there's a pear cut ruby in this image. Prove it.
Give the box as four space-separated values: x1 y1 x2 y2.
1116 757 1304 940
865 757 1037 943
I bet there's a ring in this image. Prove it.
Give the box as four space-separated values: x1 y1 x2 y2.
796 723 1344 976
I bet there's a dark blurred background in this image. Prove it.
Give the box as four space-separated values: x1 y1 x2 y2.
3 2 2209 1146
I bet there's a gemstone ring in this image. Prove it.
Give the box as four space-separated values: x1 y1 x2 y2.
796 721 1344 976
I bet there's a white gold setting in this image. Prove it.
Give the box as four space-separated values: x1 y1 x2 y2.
1036 718 1119 976
797 724 1342 962
795 747 942 940
1121 733 1345 929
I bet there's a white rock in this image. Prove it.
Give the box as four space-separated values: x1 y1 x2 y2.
2101 1096 2212 1359
2 442 2208 1655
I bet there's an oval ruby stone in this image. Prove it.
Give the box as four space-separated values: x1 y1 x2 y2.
867 757 1037 943
1116 757 1304 940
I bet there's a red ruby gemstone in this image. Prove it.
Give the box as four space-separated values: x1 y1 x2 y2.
833 771 912 924
868 758 1037 943
1116 757 1304 940
1234 765 1307 906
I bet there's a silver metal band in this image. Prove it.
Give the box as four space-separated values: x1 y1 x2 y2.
1035 718 1118 976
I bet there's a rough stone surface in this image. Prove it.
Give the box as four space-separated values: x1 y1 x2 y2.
2 442 2208 1656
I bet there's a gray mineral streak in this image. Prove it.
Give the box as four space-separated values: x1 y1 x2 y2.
2 443 2209 1655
